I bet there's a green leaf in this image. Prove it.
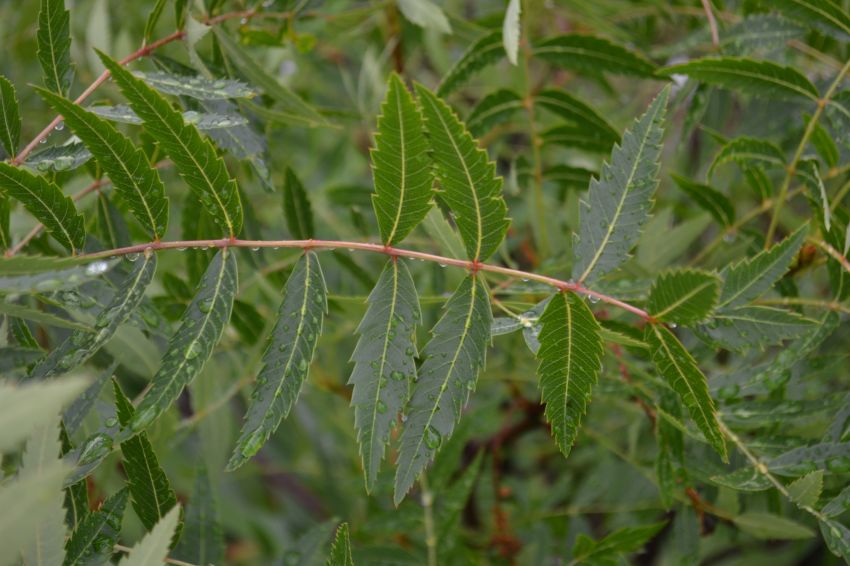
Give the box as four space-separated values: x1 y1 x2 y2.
502 0 521 65
63 488 129 566
437 31 503 97
30 254 157 379
327 523 354 566
25 142 92 173
39 90 168 240
349 259 420 492
788 470 823 509
700 306 814 352
201 100 273 191
0 163 85 253
133 70 257 100
466 89 524 137
0 75 21 156
797 159 830 232
647 269 720 325
768 442 850 476
540 125 617 154
0 301 92 332
98 52 242 238
114 380 180 534
536 292 603 457
0 377 88 453
37 0 74 96
711 467 772 492
571 522 666 564
822 485 850 518
708 136 786 178
415 84 509 262
0 193 9 250
670 173 735 226
394 275 491 504
770 0 850 38
117 505 181 566
63 365 112 435
144 0 167 41
820 518 850 561
371 73 435 246
0 256 116 293
732 512 815 540
131 249 237 432
659 57 819 101
825 91 850 149
212 28 329 128
90 103 248 130
717 224 807 309
719 14 805 56
755 312 839 385
227 252 326 470
572 86 669 285
282 167 315 240
534 34 657 78
396 0 451 34
536 89 620 143
173 466 224 566
645 325 726 460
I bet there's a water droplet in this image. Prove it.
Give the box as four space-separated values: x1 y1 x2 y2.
390 370 405 381
424 426 441 449
670 323 678 329
588 295 600 304
39 138 47 144
298 359 307 371
198 298 214 313
405 347 415 356
78 432 113 465
240 16 248 24
85 261 109 275
55 121 64 131
126 253 139 262
250 247 260 251
376 400 387 414
105 417 118 428
186 342 202 359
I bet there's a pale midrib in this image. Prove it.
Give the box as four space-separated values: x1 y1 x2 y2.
653 280 714 320
90 257 151 344
41 3 65 95
0 94 15 154
789 0 850 35
720 254 787 307
578 106 658 283
692 66 817 100
3 172 75 252
386 90 408 245
561 296 573 447
137 436 164 525
653 326 714 435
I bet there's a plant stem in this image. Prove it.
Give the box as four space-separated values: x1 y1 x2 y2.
700 0 719 47
420 475 438 566
809 236 850 275
765 56 850 246
79 237 654 320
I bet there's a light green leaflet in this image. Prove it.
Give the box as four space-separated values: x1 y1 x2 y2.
30 255 157 380
396 0 451 34
37 0 74 96
349 259 420 492
371 73 435 246
718 224 807 309
572 86 669 285
647 269 720 325
0 163 85 253
502 0 521 65
415 84 509 262
98 52 242 238
0 378 87 453
536 292 603 457
659 57 819 101
131 249 237 432
117 505 181 566
394 275 491 504
646 325 726 460
0 75 20 156
227 252 326 471
63 488 128 566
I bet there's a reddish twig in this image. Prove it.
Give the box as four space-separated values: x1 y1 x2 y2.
700 0 719 47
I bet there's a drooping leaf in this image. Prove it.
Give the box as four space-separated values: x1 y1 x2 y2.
227 252 326 470
371 73 435 246
769 0 850 38
327 523 354 566
37 0 74 96
394 275 491 504
30 254 157 379
0 256 116 293
647 269 720 325
415 84 509 262
788 470 824 509
466 89 524 136
114 380 180 534
823 485 850 518
25 142 92 173
0 163 85 253
98 52 242 238
659 57 819 101
437 31 503 97
534 34 657 78
63 488 129 566
571 522 667 564
645 325 726 460
502 0 521 65
536 89 620 142
349 259 420 492
212 28 329 128
670 173 735 226
717 224 807 309
0 75 20 157
396 0 451 34
708 136 786 178
536 292 603 457
132 70 257 100
572 86 669 285
700 306 815 352
173 466 224 566
282 167 315 240
732 512 815 540
90 103 248 130
117 505 181 566
131 249 237 432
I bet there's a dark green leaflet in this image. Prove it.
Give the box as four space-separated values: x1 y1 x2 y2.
534 34 657 77
437 31 503 97
30 254 157 379
466 89 524 137
670 174 735 226
394 275 491 504
349 259 420 492
114 380 180 535
0 75 20 156
227 252 326 470
647 269 720 325
63 488 128 566
0 163 85 253
98 52 242 238
37 0 74 96
131 249 237 432
59 425 88 533
282 167 315 240
38 89 169 239
62 363 114 435
327 523 354 566
173 466 224 566
536 89 619 142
